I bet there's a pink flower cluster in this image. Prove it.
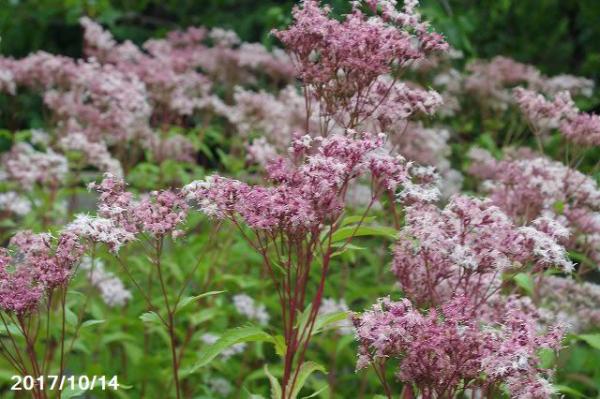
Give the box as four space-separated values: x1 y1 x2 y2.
0 248 43 314
462 56 594 112
392 195 573 310
513 88 576 134
81 19 292 117
353 296 562 398
80 18 212 118
561 112 600 147
184 132 415 232
0 231 84 314
59 132 123 176
66 214 135 253
538 276 600 332
468 149 600 262
274 0 447 126
1 143 68 190
356 77 443 130
1 52 151 143
223 86 312 149
390 122 462 197
513 87 600 145
87 174 188 240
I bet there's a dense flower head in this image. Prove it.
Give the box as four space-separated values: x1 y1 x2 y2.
512 86 600 146
141 131 196 164
538 276 600 332
560 112 600 147
1 51 78 89
185 132 418 234
464 56 541 110
80 257 132 307
392 195 573 310
80 18 212 117
365 77 443 129
133 190 188 237
88 173 137 232
353 295 562 398
2 49 152 143
468 150 600 260
4 230 84 299
0 248 44 314
232 294 270 325
2 143 68 190
222 86 312 149
0 192 32 216
469 149 600 219
88 173 188 239
513 88 577 134
80 17 293 115
537 74 595 98
59 132 123 176
65 214 136 253
44 60 152 143
274 0 447 122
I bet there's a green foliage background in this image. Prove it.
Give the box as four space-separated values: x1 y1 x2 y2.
2 0 600 82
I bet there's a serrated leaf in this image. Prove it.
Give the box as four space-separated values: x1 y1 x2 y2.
554 384 585 397
65 307 78 326
340 215 376 227
330 225 397 243
289 361 327 399
264 365 282 399
176 290 225 314
101 332 136 345
139 311 163 325
272 334 287 357
80 319 105 329
311 311 348 336
302 385 328 399
183 326 276 375
577 334 600 350
513 273 534 296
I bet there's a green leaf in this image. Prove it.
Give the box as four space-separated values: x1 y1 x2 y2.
340 215 376 227
101 332 136 345
176 290 225 314
301 384 328 399
264 365 282 399
80 319 105 329
0 322 23 337
65 307 78 326
538 348 555 369
61 386 85 398
183 326 276 375
554 385 585 397
311 311 348 336
139 311 163 325
513 273 534 296
272 334 287 358
289 361 327 399
553 201 565 215
330 225 397 243
576 334 600 350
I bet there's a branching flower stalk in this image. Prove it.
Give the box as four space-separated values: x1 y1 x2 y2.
0 231 83 399
184 127 427 397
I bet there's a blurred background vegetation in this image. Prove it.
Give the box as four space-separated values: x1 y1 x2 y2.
1 0 599 82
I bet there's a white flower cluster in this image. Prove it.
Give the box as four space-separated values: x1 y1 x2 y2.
80 257 132 307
